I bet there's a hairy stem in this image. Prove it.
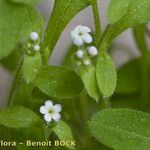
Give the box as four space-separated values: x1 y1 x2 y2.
7 57 23 106
92 0 102 41
133 24 150 106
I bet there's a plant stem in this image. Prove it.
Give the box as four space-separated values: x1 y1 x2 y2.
140 59 149 106
102 98 111 109
40 47 49 66
133 24 150 106
78 92 92 146
92 0 102 41
7 57 23 106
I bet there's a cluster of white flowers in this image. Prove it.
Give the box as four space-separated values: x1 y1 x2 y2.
39 100 62 123
71 25 98 66
71 25 92 46
25 32 40 55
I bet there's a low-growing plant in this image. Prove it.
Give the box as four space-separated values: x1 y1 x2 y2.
0 0 150 150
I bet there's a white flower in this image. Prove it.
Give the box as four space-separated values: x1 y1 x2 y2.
30 32 39 41
88 46 98 56
83 59 91 66
71 25 93 46
39 100 62 123
33 44 40 52
76 50 84 58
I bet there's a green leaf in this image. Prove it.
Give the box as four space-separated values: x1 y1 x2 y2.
116 59 141 94
97 0 150 52
42 0 91 55
80 65 101 101
108 0 129 24
34 66 83 99
23 52 42 83
96 53 117 98
0 106 42 128
89 108 150 150
13 82 33 107
62 45 77 70
53 121 74 150
0 0 43 60
0 47 20 72
10 0 39 5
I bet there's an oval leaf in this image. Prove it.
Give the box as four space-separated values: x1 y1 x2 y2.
0 0 43 59
80 65 101 101
89 108 150 150
0 106 42 128
23 52 42 83
53 121 74 150
34 66 83 98
96 53 117 98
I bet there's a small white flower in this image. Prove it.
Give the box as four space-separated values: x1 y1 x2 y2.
83 59 91 66
33 44 40 52
88 46 98 56
39 100 62 123
76 50 84 58
71 25 93 46
30 32 39 41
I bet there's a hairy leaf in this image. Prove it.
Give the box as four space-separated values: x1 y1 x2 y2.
97 0 150 52
0 0 43 59
80 65 101 101
53 121 74 149
96 53 117 98
0 47 20 72
34 66 83 98
23 53 42 83
13 82 33 107
89 108 150 150
108 0 129 24
0 106 42 128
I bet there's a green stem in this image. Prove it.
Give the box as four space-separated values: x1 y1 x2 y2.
78 92 92 146
40 48 48 66
79 92 88 123
92 0 102 41
140 59 149 106
102 98 111 109
44 124 53 140
7 57 23 106
133 24 150 106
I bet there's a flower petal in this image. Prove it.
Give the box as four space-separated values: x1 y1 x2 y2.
44 114 52 123
82 33 93 44
45 100 53 109
74 25 83 32
52 113 61 122
39 106 47 114
71 31 77 40
73 37 83 46
80 26 91 33
54 104 62 113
